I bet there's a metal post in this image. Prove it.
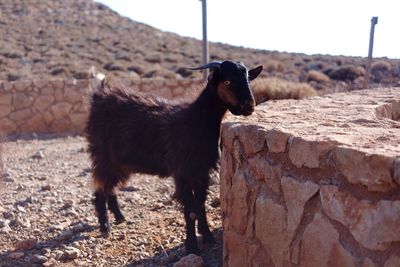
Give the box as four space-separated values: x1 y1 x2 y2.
364 16 378 89
200 0 209 81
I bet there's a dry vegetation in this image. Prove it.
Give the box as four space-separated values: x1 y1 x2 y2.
251 78 317 104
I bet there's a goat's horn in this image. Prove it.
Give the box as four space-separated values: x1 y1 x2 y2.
187 61 222 71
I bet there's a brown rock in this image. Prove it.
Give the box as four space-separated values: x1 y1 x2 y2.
63 88 84 103
281 176 319 241
288 137 333 168
248 154 282 194
234 125 267 155
229 169 252 234
265 128 290 153
51 102 72 120
40 84 54 95
50 118 73 132
54 88 64 102
248 244 274 267
15 238 38 250
220 150 234 181
0 104 12 118
42 110 54 125
9 108 32 123
13 93 34 109
173 254 204 267
221 122 239 152
0 117 17 133
14 80 32 92
34 95 55 112
299 212 355 267
223 231 250 267
255 193 289 267
24 113 46 133
172 86 184 96
384 254 400 267
333 147 396 192
154 87 173 99
362 258 378 267
320 185 400 250
0 93 12 105
9 252 25 260
69 113 88 127
51 80 65 91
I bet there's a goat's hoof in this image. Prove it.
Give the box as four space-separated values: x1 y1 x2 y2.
115 216 126 225
185 246 200 256
185 241 200 255
99 223 110 236
202 233 215 245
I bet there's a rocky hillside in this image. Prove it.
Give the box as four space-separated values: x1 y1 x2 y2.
1 0 399 93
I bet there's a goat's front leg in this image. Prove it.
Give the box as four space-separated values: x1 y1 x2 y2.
194 182 215 245
94 190 110 234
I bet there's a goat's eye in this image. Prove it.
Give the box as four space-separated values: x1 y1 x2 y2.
224 81 231 87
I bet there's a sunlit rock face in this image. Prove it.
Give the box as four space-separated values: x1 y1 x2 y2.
220 88 400 267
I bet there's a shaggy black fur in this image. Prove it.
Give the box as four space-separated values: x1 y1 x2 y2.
86 60 262 254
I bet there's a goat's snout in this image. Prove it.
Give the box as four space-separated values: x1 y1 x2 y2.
240 99 255 116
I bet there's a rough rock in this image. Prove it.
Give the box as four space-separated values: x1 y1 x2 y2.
320 185 400 251
172 254 204 267
14 238 38 250
299 212 355 267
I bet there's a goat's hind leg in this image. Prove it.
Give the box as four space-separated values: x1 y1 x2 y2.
107 194 126 224
94 190 110 235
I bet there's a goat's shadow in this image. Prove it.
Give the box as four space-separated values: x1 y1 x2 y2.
126 228 222 267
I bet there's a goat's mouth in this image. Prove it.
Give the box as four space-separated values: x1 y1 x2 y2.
229 104 254 116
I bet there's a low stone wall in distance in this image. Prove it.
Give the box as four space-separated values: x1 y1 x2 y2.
0 78 203 135
220 88 400 267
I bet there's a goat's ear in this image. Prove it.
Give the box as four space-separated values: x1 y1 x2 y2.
248 65 263 81
207 67 219 82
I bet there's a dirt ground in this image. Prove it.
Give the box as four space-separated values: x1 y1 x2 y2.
0 135 222 267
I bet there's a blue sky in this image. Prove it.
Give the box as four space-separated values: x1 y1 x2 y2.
96 0 400 59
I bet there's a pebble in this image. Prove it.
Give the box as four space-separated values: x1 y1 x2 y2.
173 254 204 267
11 217 31 228
16 205 26 213
62 246 81 260
31 254 48 264
58 229 74 241
3 211 14 219
3 172 15 182
210 196 220 208
31 150 44 159
15 238 38 250
41 184 52 191
0 219 11 233
9 252 25 260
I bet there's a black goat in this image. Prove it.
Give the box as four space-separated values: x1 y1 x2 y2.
85 60 263 254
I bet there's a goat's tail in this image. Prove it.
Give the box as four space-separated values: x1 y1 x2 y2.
98 76 112 92
98 76 128 95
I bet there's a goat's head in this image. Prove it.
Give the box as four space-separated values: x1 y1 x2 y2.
190 60 263 116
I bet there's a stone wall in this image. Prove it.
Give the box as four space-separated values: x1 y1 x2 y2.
220 88 400 267
0 78 203 135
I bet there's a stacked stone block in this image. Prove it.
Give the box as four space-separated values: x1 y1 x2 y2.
220 88 400 267
0 78 203 135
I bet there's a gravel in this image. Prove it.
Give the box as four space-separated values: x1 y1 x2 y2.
0 135 222 266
